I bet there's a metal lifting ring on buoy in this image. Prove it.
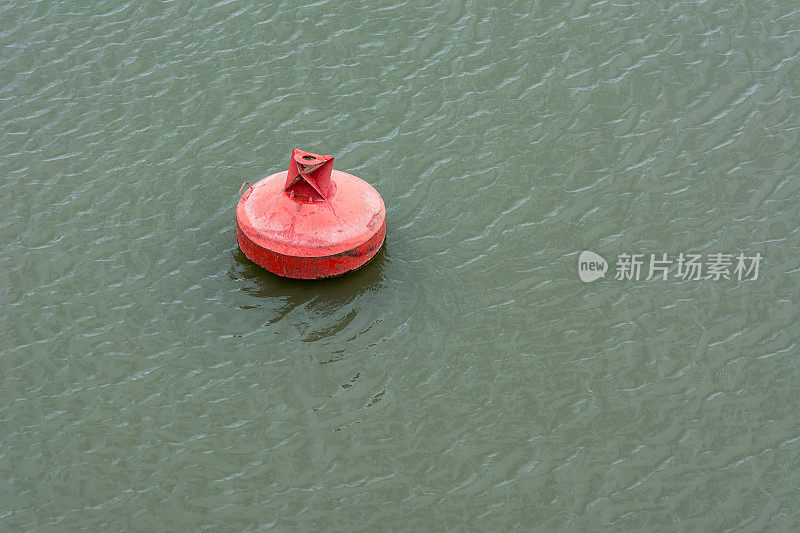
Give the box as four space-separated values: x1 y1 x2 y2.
236 148 386 279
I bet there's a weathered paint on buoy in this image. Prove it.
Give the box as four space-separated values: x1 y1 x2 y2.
236 148 386 279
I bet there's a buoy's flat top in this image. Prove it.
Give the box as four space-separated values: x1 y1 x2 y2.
237 170 385 258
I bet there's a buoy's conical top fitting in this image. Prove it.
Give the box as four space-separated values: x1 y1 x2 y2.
285 148 334 201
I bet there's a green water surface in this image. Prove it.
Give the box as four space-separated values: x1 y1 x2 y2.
2 0 799 530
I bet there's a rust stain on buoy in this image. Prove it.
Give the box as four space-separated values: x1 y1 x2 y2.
236 148 386 279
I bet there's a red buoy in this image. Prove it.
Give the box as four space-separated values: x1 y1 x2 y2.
236 149 386 279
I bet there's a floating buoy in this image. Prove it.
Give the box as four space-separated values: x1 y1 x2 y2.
236 149 386 279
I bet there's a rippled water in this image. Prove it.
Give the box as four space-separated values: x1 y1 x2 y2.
2 0 800 530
